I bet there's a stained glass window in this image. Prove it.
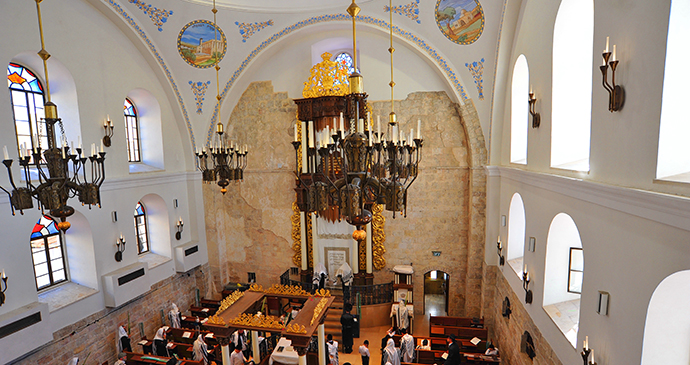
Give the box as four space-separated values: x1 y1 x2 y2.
30 215 67 290
7 63 47 164
334 52 356 75
134 201 149 254
124 98 141 162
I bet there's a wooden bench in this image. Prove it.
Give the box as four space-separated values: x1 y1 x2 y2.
392 334 486 354
429 325 488 341
429 316 484 328
124 351 203 365
200 298 220 310
189 306 213 318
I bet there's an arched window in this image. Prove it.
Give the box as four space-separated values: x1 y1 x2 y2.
656 0 690 180
134 201 149 254
30 215 67 290
543 213 583 347
507 193 526 276
334 52 356 75
511 55 529 164
551 0 593 171
124 98 141 162
7 63 46 163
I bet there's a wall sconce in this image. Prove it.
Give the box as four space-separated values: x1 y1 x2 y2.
496 236 505 266
528 88 540 128
103 116 114 147
600 37 625 112
502 297 511 318
522 266 533 304
115 234 126 262
175 217 184 240
0 270 7 307
581 336 596 365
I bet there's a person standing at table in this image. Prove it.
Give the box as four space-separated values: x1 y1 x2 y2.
327 334 339 365
358 340 370 365
231 344 255 365
116 325 132 353
341 302 355 353
169 303 181 328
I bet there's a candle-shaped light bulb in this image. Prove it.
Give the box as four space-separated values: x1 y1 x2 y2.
308 121 315 148
358 118 364 133
294 124 298 142
497 236 502 249
78 136 82 150
417 119 421 139
585 336 589 350
100 139 104 153
1 269 5 279
19 145 23 158
590 349 594 364
62 146 66 159
377 116 381 142
612 45 616 62
3 146 8 160
605 36 609 53
409 129 413 145
339 112 344 133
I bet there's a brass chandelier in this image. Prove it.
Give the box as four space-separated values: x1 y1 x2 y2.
292 0 423 228
1 0 105 231
196 0 248 194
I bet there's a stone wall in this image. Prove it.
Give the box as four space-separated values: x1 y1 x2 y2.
13 264 208 365
204 82 487 318
487 266 563 365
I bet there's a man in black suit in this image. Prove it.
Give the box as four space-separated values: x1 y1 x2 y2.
444 334 461 365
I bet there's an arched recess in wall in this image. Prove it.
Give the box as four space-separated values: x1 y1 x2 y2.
510 55 529 164
543 213 583 347
212 17 477 147
551 0 593 171
62 210 98 289
506 192 525 276
10 52 82 146
126 89 164 173
656 0 690 181
641 270 690 365
139 193 172 259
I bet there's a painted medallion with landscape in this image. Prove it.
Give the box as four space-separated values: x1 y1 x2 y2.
177 20 228 68
435 0 485 45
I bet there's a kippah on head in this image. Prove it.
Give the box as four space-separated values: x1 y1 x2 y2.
327 334 333 340
364 340 369 345
344 302 353 312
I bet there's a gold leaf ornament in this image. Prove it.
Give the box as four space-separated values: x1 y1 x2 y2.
302 52 350 98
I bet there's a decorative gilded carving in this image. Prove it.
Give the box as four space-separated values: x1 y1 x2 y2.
228 313 284 330
359 233 367 271
310 297 330 325
248 283 264 292
292 201 302 267
302 52 350 98
207 315 226 325
314 289 331 297
265 284 312 296
372 204 386 270
215 290 245 315
286 323 307 334
306 213 313 268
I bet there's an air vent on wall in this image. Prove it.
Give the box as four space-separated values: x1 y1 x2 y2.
0 312 41 340
184 245 199 257
174 241 205 273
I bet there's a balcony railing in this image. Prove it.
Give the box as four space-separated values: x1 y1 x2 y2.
280 268 393 305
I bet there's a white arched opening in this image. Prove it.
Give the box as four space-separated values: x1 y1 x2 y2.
641 270 690 365
543 213 583 347
507 193 526 276
138 193 172 259
126 88 164 172
10 52 82 145
510 55 529 164
551 0 593 171
656 0 690 181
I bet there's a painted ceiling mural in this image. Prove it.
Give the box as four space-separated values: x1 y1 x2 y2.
177 20 228 68
435 0 485 45
112 0 500 150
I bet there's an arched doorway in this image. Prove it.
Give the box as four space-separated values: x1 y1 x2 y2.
424 270 449 316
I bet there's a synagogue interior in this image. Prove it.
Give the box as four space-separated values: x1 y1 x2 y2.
1 1 689 365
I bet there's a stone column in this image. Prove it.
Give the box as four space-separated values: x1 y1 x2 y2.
366 223 372 274
318 323 326 365
296 346 308 365
219 336 231 365
251 330 261 363
301 212 307 270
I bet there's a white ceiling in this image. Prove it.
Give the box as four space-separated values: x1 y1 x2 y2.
179 0 375 13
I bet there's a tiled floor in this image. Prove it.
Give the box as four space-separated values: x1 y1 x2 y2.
424 294 447 317
543 298 580 347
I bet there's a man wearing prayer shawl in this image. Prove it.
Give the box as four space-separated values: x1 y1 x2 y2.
116 325 132 353
169 303 181 328
335 262 353 304
153 327 170 357
193 333 210 364
313 262 328 290
382 338 400 365
400 328 414 363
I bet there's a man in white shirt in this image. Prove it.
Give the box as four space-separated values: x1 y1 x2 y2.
358 340 370 365
327 334 339 365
